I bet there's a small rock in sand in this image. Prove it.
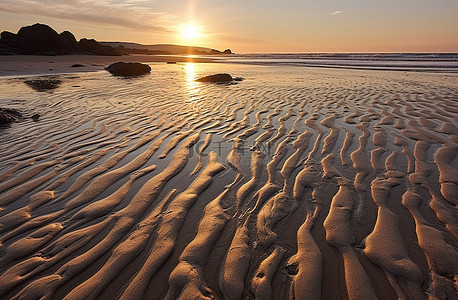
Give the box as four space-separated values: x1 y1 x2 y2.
105 62 151 76
196 73 234 83
71 64 85 67
24 78 62 91
0 108 22 125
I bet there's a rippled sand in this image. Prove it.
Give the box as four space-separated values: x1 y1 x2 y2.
0 63 457 300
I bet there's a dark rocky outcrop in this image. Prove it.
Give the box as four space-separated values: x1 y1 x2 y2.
196 73 234 83
71 64 85 68
1 23 231 57
79 38 120 56
0 24 80 55
60 31 80 53
17 24 61 54
0 23 120 56
0 108 22 125
78 38 99 53
105 62 151 76
210 48 233 55
0 43 16 55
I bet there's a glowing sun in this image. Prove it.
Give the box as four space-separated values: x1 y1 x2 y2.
181 24 201 39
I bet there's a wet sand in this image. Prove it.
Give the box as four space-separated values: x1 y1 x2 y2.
0 55 216 77
0 61 457 299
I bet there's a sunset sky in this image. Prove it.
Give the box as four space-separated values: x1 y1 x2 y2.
1 0 457 53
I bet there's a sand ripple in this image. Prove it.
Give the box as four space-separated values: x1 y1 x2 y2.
0 65 457 299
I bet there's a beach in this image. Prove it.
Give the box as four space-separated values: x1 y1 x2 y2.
0 57 457 299
0 55 216 77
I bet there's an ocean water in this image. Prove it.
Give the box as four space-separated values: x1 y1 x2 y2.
217 53 458 72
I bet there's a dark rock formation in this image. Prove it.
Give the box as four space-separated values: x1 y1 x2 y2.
0 23 229 57
0 43 16 55
105 62 151 76
196 73 234 83
0 31 16 42
60 31 80 53
0 24 80 55
17 24 61 54
31 114 40 121
0 23 119 56
0 108 22 125
71 64 85 67
79 38 120 56
78 38 99 53
24 78 62 91
210 48 233 55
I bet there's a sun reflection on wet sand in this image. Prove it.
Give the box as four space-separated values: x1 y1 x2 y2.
184 63 202 107
185 62 196 81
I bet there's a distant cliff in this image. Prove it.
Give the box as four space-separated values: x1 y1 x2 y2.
0 23 233 56
101 42 233 55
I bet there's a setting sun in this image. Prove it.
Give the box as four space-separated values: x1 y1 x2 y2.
181 24 200 40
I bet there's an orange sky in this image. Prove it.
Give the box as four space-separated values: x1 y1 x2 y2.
1 0 457 53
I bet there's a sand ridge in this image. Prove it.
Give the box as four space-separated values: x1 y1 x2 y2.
0 63 457 299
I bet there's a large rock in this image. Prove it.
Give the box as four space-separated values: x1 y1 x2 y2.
0 43 15 55
17 24 62 54
196 73 233 83
60 31 80 53
105 62 151 76
0 31 19 55
0 30 27 54
78 38 100 53
79 38 120 56
0 108 22 125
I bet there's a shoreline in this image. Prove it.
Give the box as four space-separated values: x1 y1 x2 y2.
0 54 218 77
218 60 458 73
2 54 458 78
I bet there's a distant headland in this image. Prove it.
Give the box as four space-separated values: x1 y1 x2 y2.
0 23 232 56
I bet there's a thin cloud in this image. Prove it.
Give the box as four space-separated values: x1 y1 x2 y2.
213 33 264 44
0 0 175 33
332 10 342 15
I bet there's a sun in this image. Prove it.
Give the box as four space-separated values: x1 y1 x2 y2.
181 24 201 40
